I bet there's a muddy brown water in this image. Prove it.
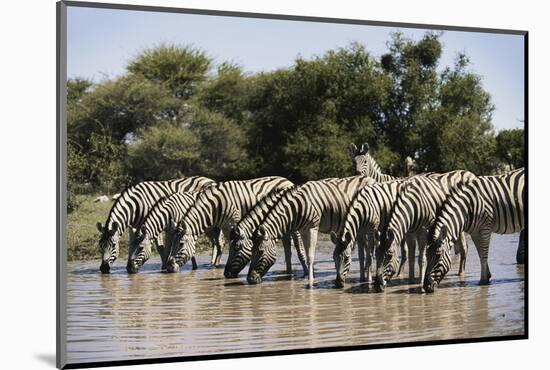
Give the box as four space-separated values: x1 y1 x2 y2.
66 233 525 364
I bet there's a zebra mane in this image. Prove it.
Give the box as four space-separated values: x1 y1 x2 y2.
236 184 300 229
103 182 145 232
431 180 473 242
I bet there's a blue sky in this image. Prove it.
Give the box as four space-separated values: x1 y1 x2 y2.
67 6 525 131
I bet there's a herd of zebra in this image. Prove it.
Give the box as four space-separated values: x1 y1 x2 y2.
96 143 525 293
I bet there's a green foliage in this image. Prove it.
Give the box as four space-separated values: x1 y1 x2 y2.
126 122 200 182
127 44 212 99
496 128 524 169
67 38 519 215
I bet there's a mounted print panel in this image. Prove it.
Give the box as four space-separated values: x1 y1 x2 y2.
57 1 527 368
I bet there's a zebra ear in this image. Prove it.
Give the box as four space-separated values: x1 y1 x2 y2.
111 223 119 233
373 229 380 242
386 229 395 244
258 225 267 240
96 222 104 233
330 231 339 245
349 143 358 156
439 226 448 241
140 225 147 236
360 143 369 154
344 231 352 244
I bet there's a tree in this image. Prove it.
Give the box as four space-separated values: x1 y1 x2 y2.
126 122 200 182
127 44 212 100
496 128 524 169
247 43 388 181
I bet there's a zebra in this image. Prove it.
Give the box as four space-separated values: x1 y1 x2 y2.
350 142 397 181
331 178 423 288
224 186 308 279
424 168 525 293
374 170 477 292
349 142 421 276
248 176 374 285
165 176 294 273
96 176 215 274
126 192 223 273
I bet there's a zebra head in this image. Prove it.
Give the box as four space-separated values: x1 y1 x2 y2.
424 226 453 293
224 226 252 279
247 225 277 284
350 142 370 175
330 231 353 288
166 221 196 273
374 228 399 292
126 226 152 274
97 222 120 274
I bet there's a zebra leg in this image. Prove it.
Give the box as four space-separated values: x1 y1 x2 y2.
292 232 308 278
357 239 366 283
215 228 229 267
417 231 428 291
282 234 293 275
471 229 492 284
157 232 168 270
304 228 318 285
407 235 416 283
127 228 136 266
397 239 408 277
456 232 468 277
365 231 376 284
516 230 525 264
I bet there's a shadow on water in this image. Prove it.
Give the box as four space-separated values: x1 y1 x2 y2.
65 233 525 364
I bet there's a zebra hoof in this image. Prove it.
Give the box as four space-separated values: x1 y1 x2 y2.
334 277 345 288
479 279 491 286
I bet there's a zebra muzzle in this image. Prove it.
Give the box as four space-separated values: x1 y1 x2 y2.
166 257 180 273
334 276 345 289
373 275 386 292
247 270 262 285
126 261 140 274
99 261 111 274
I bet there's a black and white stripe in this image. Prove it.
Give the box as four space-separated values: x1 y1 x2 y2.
224 186 308 279
96 176 215 273
375 170 477 292
424 168 525 292
248 176 374 285
126 192 222 273
166 176 294 272
331 178 420 287
350 142 396 182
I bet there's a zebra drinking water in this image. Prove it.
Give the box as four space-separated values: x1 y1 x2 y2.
224 186 308 279
126 192 222 273
331 178 422 287
96 176 215 274
424 168 525 293
165 176 294 273
374 170 477 292
248 176 374 285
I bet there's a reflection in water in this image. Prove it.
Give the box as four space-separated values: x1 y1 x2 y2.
66 233 524 364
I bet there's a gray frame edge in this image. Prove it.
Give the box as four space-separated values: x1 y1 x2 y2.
62 0 527 35
57 1 68 369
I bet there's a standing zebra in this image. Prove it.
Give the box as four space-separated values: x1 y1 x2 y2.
166 176 294 273
126 192 222 273
96 176 214 274
248 176 374 285
374 170 477 292
224 186 308 279
330 178 422 287
350 143 396 181
424 168 525 293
